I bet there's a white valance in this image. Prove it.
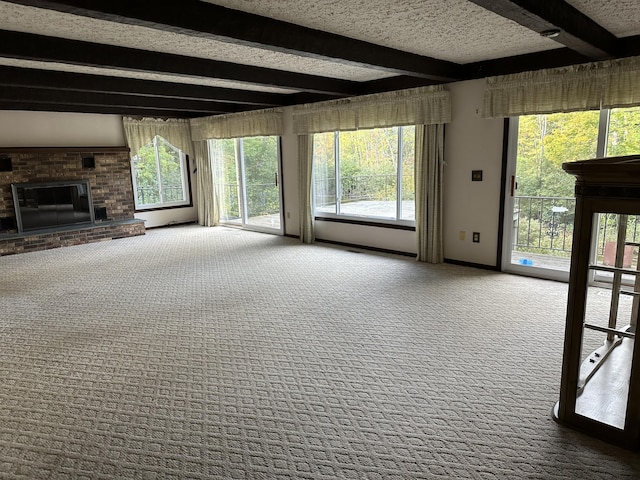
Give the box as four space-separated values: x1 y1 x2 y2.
292 85 451 134
483 56 640 118
189 108 284 140
123 117 193 157
604 56 640 109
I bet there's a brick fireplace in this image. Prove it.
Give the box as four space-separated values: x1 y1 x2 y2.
0 146 145 256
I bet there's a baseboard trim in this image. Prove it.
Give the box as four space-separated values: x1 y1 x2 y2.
145 221 197 230
444 258 500 271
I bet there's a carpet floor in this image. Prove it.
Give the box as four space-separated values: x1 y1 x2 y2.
0 225 639 479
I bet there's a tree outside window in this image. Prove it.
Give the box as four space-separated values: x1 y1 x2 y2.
313 126 415 223
131 136 190 210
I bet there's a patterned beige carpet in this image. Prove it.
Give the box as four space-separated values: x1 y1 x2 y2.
0 225 639 479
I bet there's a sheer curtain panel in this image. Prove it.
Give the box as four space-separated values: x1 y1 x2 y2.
292 85 451 134
123 117 194 157
188 108 284 229
415 124 445 263
298 135 314 243
193 140 218 226
483 55 640 118
189 108 284 140
604 56 640 109
292 85 451 253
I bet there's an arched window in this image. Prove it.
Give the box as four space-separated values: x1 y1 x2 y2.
131 135 191 210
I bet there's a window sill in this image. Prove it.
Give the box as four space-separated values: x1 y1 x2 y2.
135 202 193 213
314 215 416 231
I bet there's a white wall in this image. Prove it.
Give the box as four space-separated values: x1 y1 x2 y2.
0 110 198 229
0 111 125 147
443 80 505 267
314 221 416 254
135 203 197 228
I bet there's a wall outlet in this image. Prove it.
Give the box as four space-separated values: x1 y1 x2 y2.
473 232 480 243
459 231 466 241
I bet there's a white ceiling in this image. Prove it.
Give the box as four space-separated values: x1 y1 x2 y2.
0 0 638 116
205 0 561 63
1 0 638 90
567 0 640 37
0 1 393 83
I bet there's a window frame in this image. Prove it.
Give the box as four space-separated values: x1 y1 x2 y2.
312 125 416 228
209 135 284 234
501 105 640 280
131 135 193 212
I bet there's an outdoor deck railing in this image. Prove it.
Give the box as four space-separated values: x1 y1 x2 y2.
314 173 414 208
513 196 576 255
136 186 184 205
514 196 640 258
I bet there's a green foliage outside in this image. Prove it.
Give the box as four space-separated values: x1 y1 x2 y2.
514 108 640 258
313 126 415 214
133 136 185 206
243 136 280 217
607 107 640 157
516 111 599 199
212 139 240 221
212 136 280 221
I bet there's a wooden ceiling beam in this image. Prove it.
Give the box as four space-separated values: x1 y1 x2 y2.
0 101 204 118
0 65 286 106
464 48 592 79
0 30 361 96
467 0 619 60
3 0 463 81
0 86 247 115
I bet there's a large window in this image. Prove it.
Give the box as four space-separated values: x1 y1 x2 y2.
131 135 190 210
313 126 415 224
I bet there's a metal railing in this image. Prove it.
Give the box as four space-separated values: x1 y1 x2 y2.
216 182 281 220
314 173 415 207
513 196 576 255
136 186 184 205
513 196 640 259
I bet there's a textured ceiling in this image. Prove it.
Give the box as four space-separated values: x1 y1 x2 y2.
0 58 300 94
567 0 640 37
205 0 561 63
0 1 393 82
0 0 637 117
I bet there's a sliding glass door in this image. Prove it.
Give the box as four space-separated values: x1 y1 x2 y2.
503 107 640 281
210 136 283 234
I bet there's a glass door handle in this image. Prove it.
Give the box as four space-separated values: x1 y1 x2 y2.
275 172 278 187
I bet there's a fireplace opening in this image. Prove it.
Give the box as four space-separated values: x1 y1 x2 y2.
11 180 95 233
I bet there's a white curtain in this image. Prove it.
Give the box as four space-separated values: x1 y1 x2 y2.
123 117 194 157
604 56 640 108
292 85 451 134
193 140 218 227
483 55 640 118
190 108 284 140
298 135 314 244
293 85 451 251
189 108 285 230
415 124 445 263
